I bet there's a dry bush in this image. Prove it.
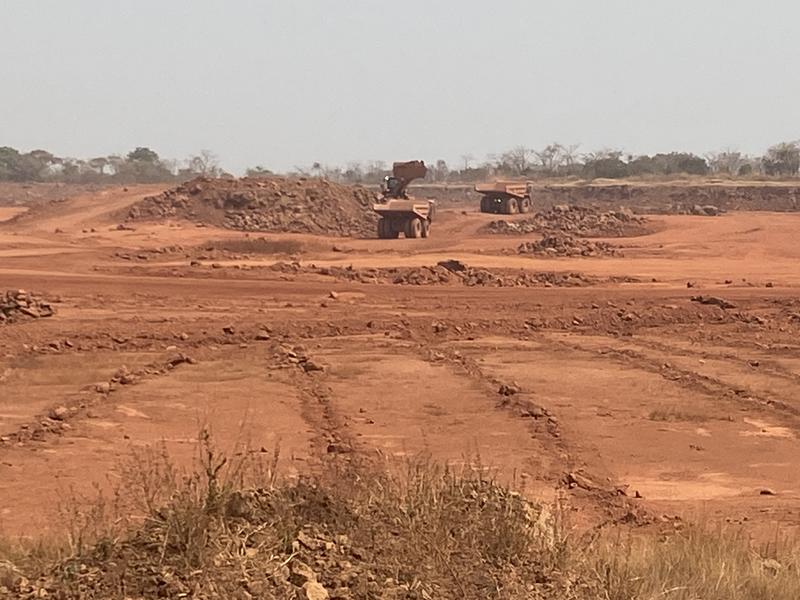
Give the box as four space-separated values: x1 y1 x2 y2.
1 433 799 599
591 526 800 600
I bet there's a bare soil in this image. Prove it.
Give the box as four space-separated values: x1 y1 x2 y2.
2 182 800 543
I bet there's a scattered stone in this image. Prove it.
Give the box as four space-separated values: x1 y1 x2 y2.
436 259 468 273
691 204 724 216
302 360 326 373
486 205 648 237
690 295 736 309
498 383 521 396
303 581 330 600
517 233 622 257
289 561 318 586
48 406 69 421
0 290 55 324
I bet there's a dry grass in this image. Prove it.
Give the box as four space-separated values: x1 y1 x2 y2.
1 432 798 599
592 527 800 600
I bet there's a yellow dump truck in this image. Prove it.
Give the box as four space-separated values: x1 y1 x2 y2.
374 161 436 239
475 182 532 214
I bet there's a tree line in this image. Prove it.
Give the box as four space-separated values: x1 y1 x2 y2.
3 141 800 185
0 146 224 184
290 141 800 184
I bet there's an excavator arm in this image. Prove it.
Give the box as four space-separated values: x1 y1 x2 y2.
383 160 427 199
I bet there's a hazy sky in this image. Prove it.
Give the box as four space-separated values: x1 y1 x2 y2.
2 0 798 173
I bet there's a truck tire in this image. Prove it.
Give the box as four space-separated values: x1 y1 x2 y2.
421 219 431 238
480 197 490 213
503 197 519 215
377 218 387 239
404 217 422 239
519 197 531 214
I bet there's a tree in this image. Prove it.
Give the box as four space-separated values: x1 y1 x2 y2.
187 150 222 177
245 166 274 178
432 159 449 182
707 150 746 176
460 154 475 171
0 147 22 180
763 142 800 177
499 146 534 175
652 153 708 176
126 147 160 163
0 147 56 181
581 149 627 179
118 147 173 183
89 157 109 176
534 143 568 175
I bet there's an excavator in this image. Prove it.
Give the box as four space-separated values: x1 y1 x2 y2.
373 160 435 239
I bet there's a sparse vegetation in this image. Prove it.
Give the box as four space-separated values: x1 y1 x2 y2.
1 435 798 599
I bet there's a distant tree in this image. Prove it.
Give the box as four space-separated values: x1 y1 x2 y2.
582 149 627 179
433 159 449 182
0 147 22 180
707 150 746 176
499 146 534 175
652 152 708 176
89 157 109 176
763 141 800 176
187 150 222 177
534 143 568 175
118 147 174 183
245 166 274 177
559 144 581 175
0 146 58 181
343 162 364 183
460 154 475 171
126 147 160 163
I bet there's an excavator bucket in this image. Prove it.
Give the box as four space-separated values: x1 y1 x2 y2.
392 160 427 183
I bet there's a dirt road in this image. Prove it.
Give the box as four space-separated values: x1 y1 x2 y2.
1 184 799 539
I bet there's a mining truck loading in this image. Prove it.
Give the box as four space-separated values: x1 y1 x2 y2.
374 160 436 239
475 181 532 214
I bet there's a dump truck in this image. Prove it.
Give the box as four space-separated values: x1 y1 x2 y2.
374 160 436 239
475 181 532 214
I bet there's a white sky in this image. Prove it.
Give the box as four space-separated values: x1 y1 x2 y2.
1 0 798 173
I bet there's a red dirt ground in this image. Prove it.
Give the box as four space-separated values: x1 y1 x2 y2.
1 183 799 541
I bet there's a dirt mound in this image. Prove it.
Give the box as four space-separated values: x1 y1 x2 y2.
0 290 54 324
271 260 630 287
4 463 593 600
127 177 378 237
517 233 622 257
486 205 648 237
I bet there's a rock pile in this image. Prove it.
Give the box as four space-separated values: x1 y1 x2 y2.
486 204 648 237
0 290 54 324
517 233 622 257
271 260 600 287
273 344 326 373
128 176 379 237
688 204 724 216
